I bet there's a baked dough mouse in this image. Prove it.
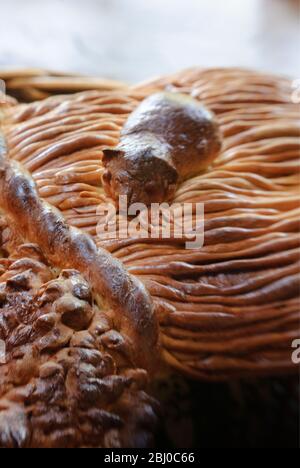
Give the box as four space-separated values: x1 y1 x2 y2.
102 92 222 205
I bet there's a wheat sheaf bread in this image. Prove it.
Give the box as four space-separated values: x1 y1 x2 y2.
0 67 299 448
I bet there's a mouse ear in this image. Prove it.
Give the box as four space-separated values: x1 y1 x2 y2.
102 147 124 165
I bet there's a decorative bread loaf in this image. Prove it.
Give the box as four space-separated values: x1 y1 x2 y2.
0 67 299 448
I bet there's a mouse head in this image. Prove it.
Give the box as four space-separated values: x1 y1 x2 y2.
102 141 178 206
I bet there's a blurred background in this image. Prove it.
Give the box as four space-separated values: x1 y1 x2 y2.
0 0 299 83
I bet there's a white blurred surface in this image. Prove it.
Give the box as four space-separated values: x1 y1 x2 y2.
0 0 299 82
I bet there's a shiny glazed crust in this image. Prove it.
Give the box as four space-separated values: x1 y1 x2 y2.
0 68 298 444
1 68 299 380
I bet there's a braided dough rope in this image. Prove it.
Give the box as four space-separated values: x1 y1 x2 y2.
1 68 300 380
